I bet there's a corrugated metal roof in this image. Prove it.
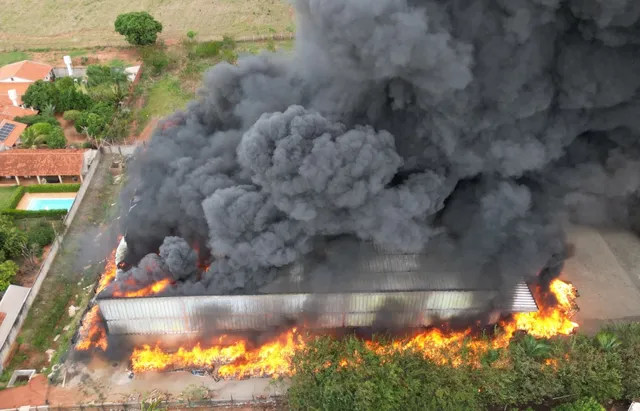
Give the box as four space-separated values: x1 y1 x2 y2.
98 286 537 335
261 237 511 294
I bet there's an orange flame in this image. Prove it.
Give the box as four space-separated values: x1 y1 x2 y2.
75 305 107 351
96 245 118 294
112 278 172 298
128 279 579 377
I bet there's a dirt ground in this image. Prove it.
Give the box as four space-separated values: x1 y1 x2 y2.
31 47 141 67
563 225 640 334
55 114 89 147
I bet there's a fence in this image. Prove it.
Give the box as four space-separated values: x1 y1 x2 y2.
100 145 140 156
2 395 284 411
0 153 104 372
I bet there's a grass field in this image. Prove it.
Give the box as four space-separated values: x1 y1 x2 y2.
136 76 193 128
0 51 30 65
0 186 19 209
0 0 294 50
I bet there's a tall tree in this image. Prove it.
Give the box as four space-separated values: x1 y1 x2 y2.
114 12 163 46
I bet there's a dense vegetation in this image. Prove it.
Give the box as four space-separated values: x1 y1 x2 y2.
0 215 55 291
287 325 640 411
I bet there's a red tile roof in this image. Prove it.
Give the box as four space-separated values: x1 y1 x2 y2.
0 61 53 82
0 149 85 176
0 83 30 106
0 105 37 121
0 120 27 147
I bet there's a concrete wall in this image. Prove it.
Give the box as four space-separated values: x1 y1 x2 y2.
101 145 139 156
52 67 87 79
0 153 103 372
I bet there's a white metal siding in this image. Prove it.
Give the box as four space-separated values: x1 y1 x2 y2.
98 285 536 335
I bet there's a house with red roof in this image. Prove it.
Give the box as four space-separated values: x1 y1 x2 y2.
0 60 53 108
0 149 94 186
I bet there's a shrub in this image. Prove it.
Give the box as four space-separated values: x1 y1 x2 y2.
13 114 59 127
21 123 66 148
26 219 56 247
552 397 605 411
114 12 163 46
5 186 25 209
140 46 175 76
0 227 27 258
21 78 90 112
1 209 68 219
221 35 236 50
611 323 640 400
45 127 67 148
21 80 59 110
186 30 197 40
194 41 222 58
0 260 18 292
63 110 81 122
26 184 80 193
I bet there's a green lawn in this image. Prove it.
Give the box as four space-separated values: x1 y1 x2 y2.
0 51 30 66
0 186 20 209
136 76 193 130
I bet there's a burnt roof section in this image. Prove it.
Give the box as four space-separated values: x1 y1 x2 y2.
259 236 513 294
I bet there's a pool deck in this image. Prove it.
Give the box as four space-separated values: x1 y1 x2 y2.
16 192 77 210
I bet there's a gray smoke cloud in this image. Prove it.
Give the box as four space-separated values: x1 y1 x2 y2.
115 0 640 298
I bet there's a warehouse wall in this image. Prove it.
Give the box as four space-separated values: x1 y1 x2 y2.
98 285 536 335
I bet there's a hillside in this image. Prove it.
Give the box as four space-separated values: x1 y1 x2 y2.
0 0 294 50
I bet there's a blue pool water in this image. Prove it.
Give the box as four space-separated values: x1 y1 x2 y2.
27 198 75 211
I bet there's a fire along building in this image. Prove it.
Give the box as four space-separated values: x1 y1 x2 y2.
96 236 538 338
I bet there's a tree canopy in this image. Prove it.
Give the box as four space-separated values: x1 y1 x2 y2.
114 12 163 46
21 78 91 112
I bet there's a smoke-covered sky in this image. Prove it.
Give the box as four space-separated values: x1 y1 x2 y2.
117 0 640 296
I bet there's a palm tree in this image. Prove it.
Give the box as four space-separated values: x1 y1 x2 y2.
595 332 621 352
42 103 56 118
520 335 551 359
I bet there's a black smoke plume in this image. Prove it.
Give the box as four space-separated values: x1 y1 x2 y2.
116 0 640 300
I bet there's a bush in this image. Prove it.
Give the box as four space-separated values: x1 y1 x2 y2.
21 78 90 112
114 12 163 46
45 127 67 149
63 110 81 122
287 325 640 410
612 323 640 400
14 114 59 127
5 187 25 210
194 41 222 58
1 209 68 219
0 227 27 258
186 30 197 40
26 184 80 193
0 260 18 292
26 219 55 248
140 46 173 76
552 397 605 411
20 122 66 148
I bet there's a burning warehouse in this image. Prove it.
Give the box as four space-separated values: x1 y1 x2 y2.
96 236 538 337
75 0 640 378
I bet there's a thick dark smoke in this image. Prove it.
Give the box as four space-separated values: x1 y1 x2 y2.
118 0 640 299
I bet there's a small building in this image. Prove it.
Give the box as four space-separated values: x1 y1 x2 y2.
0 60 54 108
0 119 27 150
0 285 30 372
0 149 94 186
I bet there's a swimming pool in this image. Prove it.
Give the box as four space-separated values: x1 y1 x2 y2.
27 198 75 211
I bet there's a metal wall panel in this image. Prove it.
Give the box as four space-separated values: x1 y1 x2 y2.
98 286 537 335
